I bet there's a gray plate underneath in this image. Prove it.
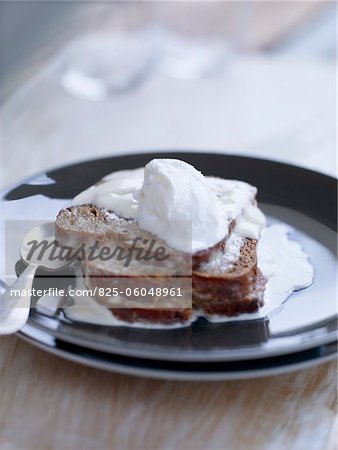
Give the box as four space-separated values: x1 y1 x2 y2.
18 323 337 381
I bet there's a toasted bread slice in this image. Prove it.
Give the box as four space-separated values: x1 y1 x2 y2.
55 177 266 324
193 238 266 316
56 207 265 324
81 236 264 322
55 205 172 252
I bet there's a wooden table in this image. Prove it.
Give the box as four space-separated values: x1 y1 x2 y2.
0 335 336 450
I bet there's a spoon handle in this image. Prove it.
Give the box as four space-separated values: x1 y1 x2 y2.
0 263 38 335
0 278 6 294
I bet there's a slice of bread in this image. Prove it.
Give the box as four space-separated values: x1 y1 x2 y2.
193 239 266 316
80 234 264 323
55 178 266 324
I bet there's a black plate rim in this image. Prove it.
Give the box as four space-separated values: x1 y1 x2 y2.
2 150 337 196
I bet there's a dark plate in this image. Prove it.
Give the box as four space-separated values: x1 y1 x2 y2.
19 322 337 380
1 152 337 363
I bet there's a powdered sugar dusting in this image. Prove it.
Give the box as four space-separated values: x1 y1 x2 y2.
200 234 244 272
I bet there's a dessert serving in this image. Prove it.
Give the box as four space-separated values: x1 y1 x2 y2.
55 158 314 327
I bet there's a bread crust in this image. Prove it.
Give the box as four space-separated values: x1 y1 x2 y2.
56 203 266 324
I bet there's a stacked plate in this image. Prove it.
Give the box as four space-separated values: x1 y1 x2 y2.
2 153 337 380
18 309 337 380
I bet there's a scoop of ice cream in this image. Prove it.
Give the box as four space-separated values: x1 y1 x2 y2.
135 159 227 252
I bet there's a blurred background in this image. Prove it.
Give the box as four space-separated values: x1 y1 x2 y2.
1 1 336 189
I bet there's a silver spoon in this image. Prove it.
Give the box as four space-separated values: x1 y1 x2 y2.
0 222 74 334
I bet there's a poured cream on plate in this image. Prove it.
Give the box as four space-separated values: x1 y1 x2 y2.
258 224 314 309
45 271 194 329
200 224 314 323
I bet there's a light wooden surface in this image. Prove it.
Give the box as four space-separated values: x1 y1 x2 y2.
0 335 336 450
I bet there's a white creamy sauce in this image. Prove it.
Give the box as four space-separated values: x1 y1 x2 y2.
207 176 266 240
59 273 120 326
200 233 244 273
199 307 268 323
191 224 314 324
71 168 144 219
64 293 119 326
63 294 194 329
257 224 314 310
62 275 194 328
36 294 63 316
234 203 267 240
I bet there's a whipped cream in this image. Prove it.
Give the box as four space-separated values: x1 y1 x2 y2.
206 177 266 240
71 159 266 252
135 159 227 252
